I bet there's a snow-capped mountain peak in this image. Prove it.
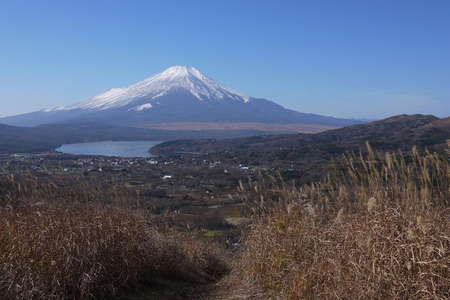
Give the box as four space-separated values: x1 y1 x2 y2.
58 66 250 111
155 65 206 81
1 65 362 128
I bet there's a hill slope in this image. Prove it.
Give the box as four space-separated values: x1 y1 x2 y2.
152 114 450 158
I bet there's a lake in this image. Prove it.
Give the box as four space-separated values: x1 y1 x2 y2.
56 141 162 158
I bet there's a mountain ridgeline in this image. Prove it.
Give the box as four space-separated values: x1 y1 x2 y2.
151 114 450 159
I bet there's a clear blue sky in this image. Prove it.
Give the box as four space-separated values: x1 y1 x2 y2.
1 0 449 119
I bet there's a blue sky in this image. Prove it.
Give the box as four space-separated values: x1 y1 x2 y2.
1 0 449 119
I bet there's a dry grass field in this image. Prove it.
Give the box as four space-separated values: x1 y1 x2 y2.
0 177 228 300
0 144 448 299
224 145 449 299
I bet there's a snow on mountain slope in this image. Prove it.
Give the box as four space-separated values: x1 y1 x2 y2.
59 66 250 111
130 103 153 111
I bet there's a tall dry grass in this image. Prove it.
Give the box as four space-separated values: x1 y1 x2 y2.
0 174 143 209
230 145 449 299
0 177 227 299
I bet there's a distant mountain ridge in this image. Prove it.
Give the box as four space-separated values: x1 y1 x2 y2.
0 121 284 154
0 66 361 129
152 114 450 156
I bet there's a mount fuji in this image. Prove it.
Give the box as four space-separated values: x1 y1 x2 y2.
1 66 360 130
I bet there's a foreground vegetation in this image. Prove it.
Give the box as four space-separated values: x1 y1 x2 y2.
228 145 449 299
0 143 448 299
0 178 227 300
